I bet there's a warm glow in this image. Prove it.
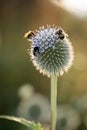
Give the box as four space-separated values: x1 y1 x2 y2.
60 0 87 18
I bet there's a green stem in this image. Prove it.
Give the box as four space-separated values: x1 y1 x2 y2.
51 74 57 130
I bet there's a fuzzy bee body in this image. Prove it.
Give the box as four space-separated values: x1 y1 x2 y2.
33 47 40 56
55 29 65 40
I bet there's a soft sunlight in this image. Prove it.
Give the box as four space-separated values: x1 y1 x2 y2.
60 0 87 18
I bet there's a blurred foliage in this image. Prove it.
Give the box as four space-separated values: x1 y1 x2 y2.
0 0 87 130
0 115 44 130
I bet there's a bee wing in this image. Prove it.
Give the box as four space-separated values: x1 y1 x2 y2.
24 31 36 42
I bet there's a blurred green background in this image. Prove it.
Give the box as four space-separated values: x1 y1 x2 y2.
0 0 87 130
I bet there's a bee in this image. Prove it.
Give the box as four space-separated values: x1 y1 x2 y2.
55 29 65 40
33 46 40 57
24 31 36 41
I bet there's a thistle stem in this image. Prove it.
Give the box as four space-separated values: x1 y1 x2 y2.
51 74 57 130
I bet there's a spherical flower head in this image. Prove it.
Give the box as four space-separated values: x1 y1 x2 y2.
17 94 50 122
73 95 87 114
56 105 81 130
25 25 74 77
18 84 34 100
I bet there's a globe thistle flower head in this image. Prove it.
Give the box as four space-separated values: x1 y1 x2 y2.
56 105 81 130
17 94 50 122
18 84 34 100
25 25 74 77
73 95 87 114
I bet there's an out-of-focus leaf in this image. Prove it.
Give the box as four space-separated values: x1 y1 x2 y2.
0 115 45 130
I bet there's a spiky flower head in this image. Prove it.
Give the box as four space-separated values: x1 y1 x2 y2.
24 25 74 77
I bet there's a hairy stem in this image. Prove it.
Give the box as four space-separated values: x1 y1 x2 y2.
51 74 57 130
